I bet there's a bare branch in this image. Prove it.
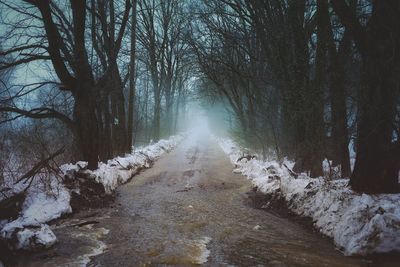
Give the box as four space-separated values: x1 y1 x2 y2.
0 106 75 130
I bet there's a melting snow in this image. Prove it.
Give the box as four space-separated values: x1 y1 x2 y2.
15 224 57 250
191 236 212 264
253 225 261 230
218 137 400 256
1 134 184 251
74 227 110 267
0 179 71 250
62 133 185 193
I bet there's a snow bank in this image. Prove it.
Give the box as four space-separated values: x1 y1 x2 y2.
14 224 57 250
96 135 184 193
1 134 185 250
218 138 400 256
0 179 71 250
62 134 185 193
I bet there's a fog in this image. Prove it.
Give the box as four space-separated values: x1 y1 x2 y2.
1 1 400 264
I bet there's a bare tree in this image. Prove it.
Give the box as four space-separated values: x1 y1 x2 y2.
332 0 400 192
0 0 132 169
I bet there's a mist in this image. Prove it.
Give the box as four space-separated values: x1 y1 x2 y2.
1 0 400 265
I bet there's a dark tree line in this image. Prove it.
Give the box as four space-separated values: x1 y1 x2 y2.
190 0 400 193
0 0 132 169
0 0 192 171
333 0 400 192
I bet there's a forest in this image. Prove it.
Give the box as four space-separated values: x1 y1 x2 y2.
0 0 399 266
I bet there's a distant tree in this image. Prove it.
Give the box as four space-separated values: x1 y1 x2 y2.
127 0 137 149
137 0 190 140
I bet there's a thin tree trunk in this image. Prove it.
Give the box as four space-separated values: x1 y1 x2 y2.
153 89 161 140
127 0 137 150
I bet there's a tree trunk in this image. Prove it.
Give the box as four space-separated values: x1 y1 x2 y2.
153 89 161 141
144 76 150 142
297 0 328 177
97 90 113 161
288 0 324 177
165 89 173 136
127 0 137 149
351 60 398 192
328 27 352 177
71 0 99 170
73 87 99 170
112 83 128 155
333 0 400 192
174 93 180 134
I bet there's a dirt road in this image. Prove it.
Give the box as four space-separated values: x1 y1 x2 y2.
18 134 379 266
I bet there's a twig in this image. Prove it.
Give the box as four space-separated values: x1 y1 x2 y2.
116 160 129 170
283 163 299 178
14 146 65 186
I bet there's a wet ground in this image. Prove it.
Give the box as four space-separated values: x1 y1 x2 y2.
14 134 398 266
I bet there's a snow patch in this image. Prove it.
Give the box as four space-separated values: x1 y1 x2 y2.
74 227 109 267
253 225 261 230
63 134 185 193
218 137 400 256
191 236 211 264
1 134 185 251
15 224 57 250
0 179 71 250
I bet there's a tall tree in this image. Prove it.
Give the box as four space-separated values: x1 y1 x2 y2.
0 0 132 169
333 0 400 192
127 0 137 149
326 1 354 178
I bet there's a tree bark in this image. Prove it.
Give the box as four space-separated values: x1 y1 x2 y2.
127 0 137 149
303 0 327 177
73 86 99 170
153 89 161 140
327 10 352 177
333 0 400 192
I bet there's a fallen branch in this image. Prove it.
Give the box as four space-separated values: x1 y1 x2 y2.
70 220 99 228
0 147 66 221
283 163 299 178
14 146 65 186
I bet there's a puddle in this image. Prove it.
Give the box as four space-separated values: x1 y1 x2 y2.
12 134 390 267
156 236 212 265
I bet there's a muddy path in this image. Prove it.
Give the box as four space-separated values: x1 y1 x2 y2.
15 134 392 266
